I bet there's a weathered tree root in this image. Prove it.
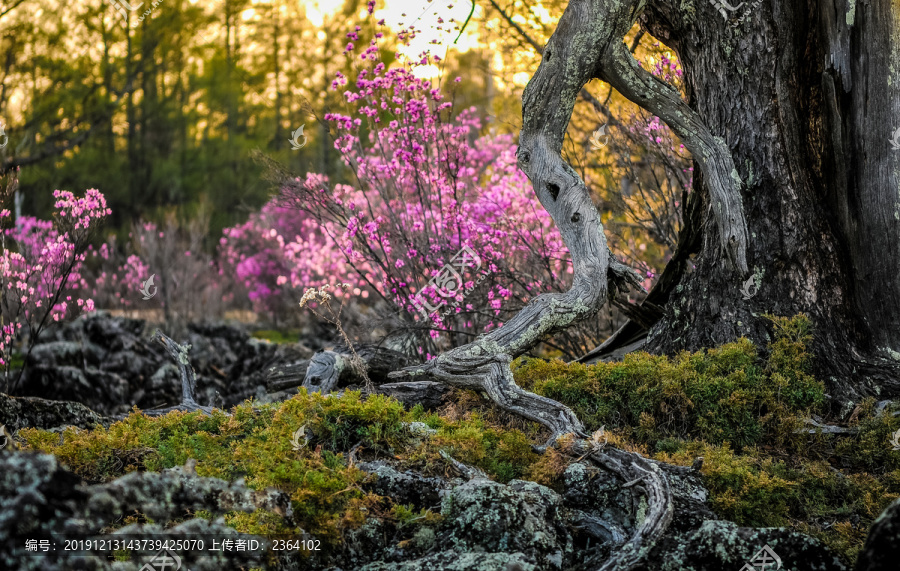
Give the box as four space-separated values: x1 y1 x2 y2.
140 330 216 417
585 446 675 570
266 344 412 394
392 347 588 449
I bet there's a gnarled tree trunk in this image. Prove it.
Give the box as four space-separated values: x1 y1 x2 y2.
600 0 900 411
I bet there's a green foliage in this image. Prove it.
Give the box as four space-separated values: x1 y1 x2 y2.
514 315 825 451
19 392 405 547
654 434 900 566
510 314 898 567
427 415 540 484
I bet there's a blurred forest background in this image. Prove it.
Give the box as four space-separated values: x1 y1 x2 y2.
0 0 688 357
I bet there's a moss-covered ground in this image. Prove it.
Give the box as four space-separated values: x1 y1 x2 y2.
18 315 900 567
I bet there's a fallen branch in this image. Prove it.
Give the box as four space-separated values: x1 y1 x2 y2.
795 417 859 435
266 345 412 394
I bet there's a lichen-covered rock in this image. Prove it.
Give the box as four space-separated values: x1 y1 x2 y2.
651 460 718 532
0 451 289 570
106 519 266 571
640 520 847 571
0 393 111 432
855 497 900 571
359 550 539 571
359 460 453 510
404 421 438 438
439 478 572 569
562 460 635 529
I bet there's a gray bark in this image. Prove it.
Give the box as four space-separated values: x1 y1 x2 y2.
138 330 215 417
617 0 900 409
265 344 412 393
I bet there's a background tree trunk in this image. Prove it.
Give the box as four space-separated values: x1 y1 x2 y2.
601 0 900 411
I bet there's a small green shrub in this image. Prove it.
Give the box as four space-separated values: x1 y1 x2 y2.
514 315 825 451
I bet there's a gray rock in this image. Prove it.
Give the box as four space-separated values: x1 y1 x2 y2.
856 497 900 571
438 478 572 569
359 460 450 510
359 550 539 571
13 313 312 416
642 520 847 571
0 451 290 570
0 393 111 432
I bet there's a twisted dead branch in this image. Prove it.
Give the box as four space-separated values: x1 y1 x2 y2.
389 0 751 568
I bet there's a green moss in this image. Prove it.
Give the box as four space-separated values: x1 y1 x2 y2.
514 315 824 451
430 416 541 483
15 314 897 568
20 392 411 551
511 314 899 567
654 436 900 567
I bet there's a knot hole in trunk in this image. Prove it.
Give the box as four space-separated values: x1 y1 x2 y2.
546 182 560 201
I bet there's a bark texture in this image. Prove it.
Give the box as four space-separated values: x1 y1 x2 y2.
587 0 900 410
266 345 412 394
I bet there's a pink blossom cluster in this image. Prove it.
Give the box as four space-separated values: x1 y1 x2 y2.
88 241 151 309
0 189 107 370
218 196 371 316
221 19 572 353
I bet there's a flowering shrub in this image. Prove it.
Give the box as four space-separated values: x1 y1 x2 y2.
222 11 683 358
87 216 226 324
218 198 369 319
0 181 109 389
88 239 150 309
219 12 580 358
